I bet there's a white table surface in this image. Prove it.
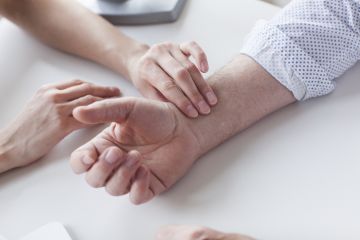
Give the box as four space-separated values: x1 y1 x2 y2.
1 0 360 239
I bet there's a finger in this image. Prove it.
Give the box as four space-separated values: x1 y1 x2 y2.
105 150 141 196
156 53 211 115
70 142 99 174
139 83 167 102
85 147 127 188
171 49 217 106
148 64 199 118
62 96 105 131
129 166 154 205
67 95 103 110
180 41 209 73
57 83 120 101
72 98 136 124
50 79 84 90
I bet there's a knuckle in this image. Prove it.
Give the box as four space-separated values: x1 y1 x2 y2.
84 94 97 102
175 68 189 80
55 104 68 114
160 41 173 48
71 79 84 84
189 91 203 101
45 90 62 102
139 56 154 68
179 100 191 110
81 82 93 92
160 81 177 92
185 62 197 72
38 84 51 92
188 227 206 239
150 43 164 53
200 84 212 93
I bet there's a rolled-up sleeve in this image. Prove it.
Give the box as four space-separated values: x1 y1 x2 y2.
241 0 360 100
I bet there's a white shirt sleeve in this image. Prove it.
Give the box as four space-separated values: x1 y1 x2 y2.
241 0 360 100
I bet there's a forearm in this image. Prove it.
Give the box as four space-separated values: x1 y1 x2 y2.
191 54 296 156
0 0 146 79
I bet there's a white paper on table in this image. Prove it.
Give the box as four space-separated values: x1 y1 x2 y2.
20 222 72 240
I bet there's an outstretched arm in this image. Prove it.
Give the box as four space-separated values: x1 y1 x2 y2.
69 54 295 204
0 0 141 78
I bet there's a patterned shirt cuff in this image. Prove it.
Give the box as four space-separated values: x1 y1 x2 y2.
241 20 335 101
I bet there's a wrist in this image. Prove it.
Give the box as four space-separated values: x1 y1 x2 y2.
123 42 149 81
96 37 149 81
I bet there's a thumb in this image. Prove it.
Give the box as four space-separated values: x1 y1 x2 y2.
73 97 136 124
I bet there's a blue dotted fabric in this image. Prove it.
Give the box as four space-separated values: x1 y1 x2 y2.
241 0 360 100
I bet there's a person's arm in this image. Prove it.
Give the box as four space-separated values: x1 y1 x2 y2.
241 0 360 100
0 0 140 79
69 54 295 205
0 0 218 118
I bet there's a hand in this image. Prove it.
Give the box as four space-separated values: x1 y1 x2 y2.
70 97 201 205
0 80 120 173
156 225 255 240
127 41 218 118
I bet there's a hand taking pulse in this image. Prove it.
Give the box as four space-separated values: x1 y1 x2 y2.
0 80 120 173
127 41 218 118
70 97 202 205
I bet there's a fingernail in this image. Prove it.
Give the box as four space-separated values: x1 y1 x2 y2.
124 154 139 168
82 156 95 165
105 150 119 164
198 100 211 114
206 91 218 105
186 105 199 118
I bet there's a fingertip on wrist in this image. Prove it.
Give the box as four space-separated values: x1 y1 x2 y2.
205 91 218 106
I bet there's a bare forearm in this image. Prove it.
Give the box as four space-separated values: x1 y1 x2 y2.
0 0 146 79
192 54 296 156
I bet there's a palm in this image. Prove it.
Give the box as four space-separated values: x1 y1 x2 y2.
71 98 200 204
